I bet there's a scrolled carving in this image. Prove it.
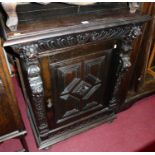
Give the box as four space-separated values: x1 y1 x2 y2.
128 25 141 39
56 38 68 47
66 36 77 46
76 33 90 44
13 24 134 54
91 30 101 40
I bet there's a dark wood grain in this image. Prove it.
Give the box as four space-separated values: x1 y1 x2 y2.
0 3 151 149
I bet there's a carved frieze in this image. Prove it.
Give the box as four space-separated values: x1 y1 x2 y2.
13 24 138 54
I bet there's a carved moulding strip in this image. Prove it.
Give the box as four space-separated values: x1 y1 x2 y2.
109 25 142 111
20 45 49 139
13 24 135 53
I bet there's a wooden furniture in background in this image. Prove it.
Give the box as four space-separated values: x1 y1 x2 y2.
147 43 155 78
122 3 155 110
0 40 28 151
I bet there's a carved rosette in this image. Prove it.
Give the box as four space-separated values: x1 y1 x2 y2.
109 25 142 111
19 45 49 138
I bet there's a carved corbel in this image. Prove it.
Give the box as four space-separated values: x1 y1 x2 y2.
109 25 142 111
19 44 49 138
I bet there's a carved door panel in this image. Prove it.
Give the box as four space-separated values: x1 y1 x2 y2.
50 50 112 124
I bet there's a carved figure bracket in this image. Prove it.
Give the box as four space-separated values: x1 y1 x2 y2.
109 25 142 111
19 44 49 138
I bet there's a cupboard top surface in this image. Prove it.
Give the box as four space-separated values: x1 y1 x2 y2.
0 3 151 46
